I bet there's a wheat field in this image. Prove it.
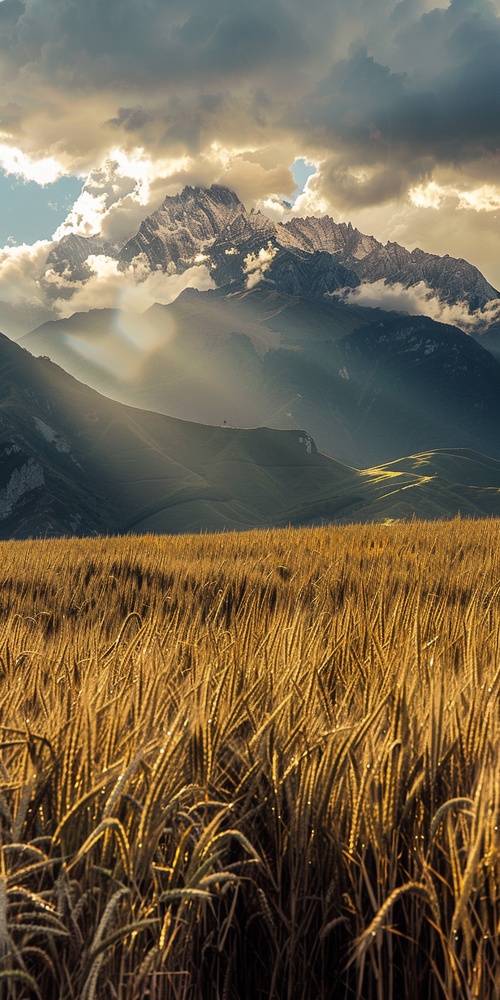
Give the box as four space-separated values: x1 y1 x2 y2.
0 519 500 999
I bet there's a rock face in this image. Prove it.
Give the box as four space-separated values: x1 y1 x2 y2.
355 244 498 310
284 216 381 261
46 233 127 280
0 452 44 521
45 184 500 312
265 249 359 299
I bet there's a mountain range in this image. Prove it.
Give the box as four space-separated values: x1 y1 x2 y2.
47 185 499 311
2 183 500 536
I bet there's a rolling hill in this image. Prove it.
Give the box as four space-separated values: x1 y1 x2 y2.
1 333 500 538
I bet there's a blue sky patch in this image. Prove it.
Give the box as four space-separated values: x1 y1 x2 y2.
0 172 83 247
290 158 317 202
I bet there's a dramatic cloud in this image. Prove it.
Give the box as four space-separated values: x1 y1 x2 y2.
293 2 500 211
0 238 52 304
0 238 59 334
0 144 66 183
2 0 499 186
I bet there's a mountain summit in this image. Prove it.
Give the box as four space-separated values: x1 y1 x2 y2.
119 185 245 269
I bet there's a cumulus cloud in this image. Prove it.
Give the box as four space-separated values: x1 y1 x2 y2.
0 238 53 304
215 154 295 206
0 0 313 181
336 278 500 330
0 238 59 335
41 255 215 317
243 242 279 289
0 0 497 190
269 2 500 274
410 180 500 213
0 234 214 336
0 144 67 184
52 152 194 241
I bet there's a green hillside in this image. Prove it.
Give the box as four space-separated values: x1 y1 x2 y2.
2 332 500 537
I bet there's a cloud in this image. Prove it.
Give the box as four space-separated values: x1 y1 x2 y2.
214 155 295 205
291 2 500 217
12 0 308 89
0 238 53 304
0 231 214 336
107 106 154 132
52 152 193 241
0 143 66 183
0 237 59 334
336 278 500 330
243 242 279 289
410 180 500 213
41 255 215 317
3 0 495 187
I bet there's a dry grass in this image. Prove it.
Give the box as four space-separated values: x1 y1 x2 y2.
0 518 500 998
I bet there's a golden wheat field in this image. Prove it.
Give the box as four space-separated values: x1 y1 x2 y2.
1 519 500 999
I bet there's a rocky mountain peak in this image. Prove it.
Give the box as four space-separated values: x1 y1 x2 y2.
168 183 244 218
118 183 245 269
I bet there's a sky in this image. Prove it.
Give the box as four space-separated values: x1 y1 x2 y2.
0 173 82 245
1 0 500 335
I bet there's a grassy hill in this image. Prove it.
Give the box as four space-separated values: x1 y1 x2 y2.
2 332 500 537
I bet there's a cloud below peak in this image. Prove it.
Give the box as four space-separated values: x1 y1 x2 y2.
43 256 215 317
337 277 500 330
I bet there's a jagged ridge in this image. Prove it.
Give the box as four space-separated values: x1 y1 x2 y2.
45 184 500 312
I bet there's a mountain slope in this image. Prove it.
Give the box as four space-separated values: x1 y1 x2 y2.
0 331 361 537
471 324 500 363
46 233 127 280
21 286 500 466
1 333 500 538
